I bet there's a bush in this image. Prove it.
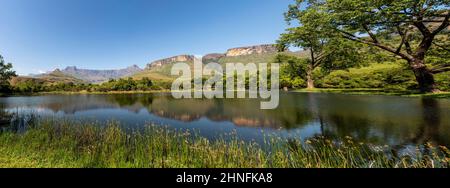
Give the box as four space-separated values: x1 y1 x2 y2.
435 72 450 91
318 63 417 90
280 76 305 89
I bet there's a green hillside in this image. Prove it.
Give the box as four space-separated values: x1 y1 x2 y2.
132 61 194 81
215 51 306 64
36 70 85 84
131 51 307 82
10 70 85 87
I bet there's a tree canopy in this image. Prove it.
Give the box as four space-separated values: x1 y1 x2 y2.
283 0 449 92
0 55 17 92
278 0 362 88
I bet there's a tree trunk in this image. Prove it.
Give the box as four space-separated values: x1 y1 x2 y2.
306 65 315 89
411 59 439 93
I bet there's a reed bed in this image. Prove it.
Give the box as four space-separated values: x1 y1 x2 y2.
0 119 449 168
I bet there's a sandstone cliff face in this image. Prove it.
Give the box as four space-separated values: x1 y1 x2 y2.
202 53 225 63
146 55 194 69
145 44 278 70
225 44 277 57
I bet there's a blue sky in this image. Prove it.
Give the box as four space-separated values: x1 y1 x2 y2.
0 0 294 75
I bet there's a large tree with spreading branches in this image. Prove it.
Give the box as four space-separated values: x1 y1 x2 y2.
285 0 449 92
278 3 361 88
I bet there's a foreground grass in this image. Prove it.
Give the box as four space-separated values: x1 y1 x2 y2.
0 120 449 168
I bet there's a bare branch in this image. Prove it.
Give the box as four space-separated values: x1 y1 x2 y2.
395 25 414 55
395 26 407 54
432 41 450 52
363 24 379 43
431 13 450 36
431 67 450 74
431 63 450 70
340 32 414 62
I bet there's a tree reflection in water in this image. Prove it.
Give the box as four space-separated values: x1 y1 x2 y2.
0 93 449 147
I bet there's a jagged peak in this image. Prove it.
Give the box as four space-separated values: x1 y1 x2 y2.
126 64 142 70
64 66 78 71
225 44 278 57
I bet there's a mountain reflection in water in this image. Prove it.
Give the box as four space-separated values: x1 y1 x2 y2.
0 92 449 147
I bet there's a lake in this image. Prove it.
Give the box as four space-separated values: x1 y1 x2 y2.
1 92 449 148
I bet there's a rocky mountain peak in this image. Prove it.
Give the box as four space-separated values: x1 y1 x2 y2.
225 44 278 57
146 55 194 69
64 66 78 71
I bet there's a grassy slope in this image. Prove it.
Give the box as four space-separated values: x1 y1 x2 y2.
131 61 194 82
0 120 449 168
308 62 450 96
37 70 86 84
10 70 85 86
131 51 306 82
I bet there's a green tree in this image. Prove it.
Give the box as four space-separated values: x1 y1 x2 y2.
273 54 307 89
137 77 153 90
0 55 17 92
278 1 362 88
286 0 449 92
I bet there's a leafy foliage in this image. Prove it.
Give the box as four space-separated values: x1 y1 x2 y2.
284 0 450 92
278 0 364 88
318 63 418 90
0 55 17 93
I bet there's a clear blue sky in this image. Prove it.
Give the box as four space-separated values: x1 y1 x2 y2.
0 0 294 75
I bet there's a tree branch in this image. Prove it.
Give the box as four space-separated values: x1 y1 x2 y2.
363 24 379 43
431 63 450 70
340 31 414 62
431 67 450 74
413 7 432 37
432 41 450 52
395 26 407 54
431 13 450 36
395 25 414 55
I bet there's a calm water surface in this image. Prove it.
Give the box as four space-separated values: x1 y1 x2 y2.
1 92 449 148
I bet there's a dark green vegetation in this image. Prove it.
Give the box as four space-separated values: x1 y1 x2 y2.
280 0 449 93
4 54 449 95
2 1 449 95
0 55 17 94
7 76 169 94
0 117 448 168
10 70 85 93
1 0 448 169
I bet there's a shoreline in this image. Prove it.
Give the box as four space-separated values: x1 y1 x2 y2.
2 88 450 98
1 90 172 97
292 88 450 98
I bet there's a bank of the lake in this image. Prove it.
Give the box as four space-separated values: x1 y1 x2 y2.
0 119 449 168
293 88 450 98
3 88 450 98
2 89 171 96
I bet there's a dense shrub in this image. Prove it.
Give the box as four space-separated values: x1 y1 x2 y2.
317 63 418 90
280 76 305 89
10 77 166 93
435 73 450 91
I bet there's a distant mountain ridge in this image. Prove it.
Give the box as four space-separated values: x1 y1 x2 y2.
57 65 143 83
32 44 292 84
11 69 85 86
146 55 194 69
132 44 305 82
144 44 279 69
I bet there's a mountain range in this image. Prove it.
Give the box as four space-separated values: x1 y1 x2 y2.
37 65 143 83
32 44 304 84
